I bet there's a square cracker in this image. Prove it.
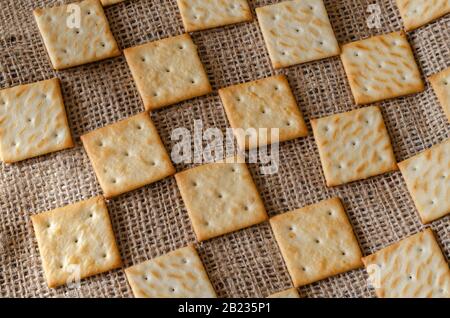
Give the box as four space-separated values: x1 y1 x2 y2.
177 0 252 32
100 0 126 6
311 106 397 187
124 34 212 111
218 74 308 150
396 0 450 31
362 229 450 298
256 0 340 69
429 67 450 122
34 0 121 70
398 139 450 223
81 112 175 199
0 78 73 163
340 31 424 105
267 287 300 298
31 196 122 288
270 197 363 287
125 245 216 298
175 156 268 241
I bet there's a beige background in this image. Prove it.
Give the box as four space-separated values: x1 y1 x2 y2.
0 0 448 297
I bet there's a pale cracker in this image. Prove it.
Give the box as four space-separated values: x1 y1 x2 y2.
100 0 126 6
31 196 122 288
218 74 308 150
177 0 252 32
398 139 450 223
267 287 300 298
256 0 340 69
125 245 217 298
175 156 268 241
340 31 424 105
270 197 363 287
124 34 212 110
81 112 175 199
396 0 450 31
311 106 397 187
429 67 450 122
362 229 450 298
0 78 73 163
34 0 120 70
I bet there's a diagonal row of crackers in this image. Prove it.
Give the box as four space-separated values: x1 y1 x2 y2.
7 0 449 299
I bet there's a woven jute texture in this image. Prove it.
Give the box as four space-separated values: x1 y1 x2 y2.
0 0 449 298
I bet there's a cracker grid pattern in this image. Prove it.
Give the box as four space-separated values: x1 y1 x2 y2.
0 0 449 298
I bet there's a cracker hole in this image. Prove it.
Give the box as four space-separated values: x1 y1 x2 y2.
327 211 333 216
217 193 223 199
351 141 357 147
136 125 143 130
286 121 291 127
153 92 158 97
441 174 446 179
75 29 80 35
377 64 382 68
354 52 359 57
123 151 129 157
46 223 51 228
150 161 156 166
341 251 346 256
111 179 117 184
87 10 91 15
308 5 314 10
27 118 32 123
178 45 184 50
314 239 320 244
59 264 63 269
89 213 93 218
169 287 175 293
408 275 413 280
261 108 266 114
281 51 287 56
141 57 146 62
430 200 435 205
236 97 241 102
288 226 294 231
11 142 16 147
74 239 78 244
181 258 188 264
301 267 306 271
100 42 105 48
190 79 196 84
97 141 104 147
443 80 448 86
319 41 324 46
143 276 148 281
165 68 170 73
102 253 107 258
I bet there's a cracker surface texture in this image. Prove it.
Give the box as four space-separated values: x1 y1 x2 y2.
270 197 362 287
125 245 217 298
267 287 300 298
31 196 122 288
124 34 212 110
396 0 450 31
34 0 121 70
175 157 268 241
100 0 126 6
219 74 308 150
177 0 252 32
311 106 397 186
429 67 450 122
81 112 175 198
340 31 424 104
398 139 450 223
256 0 340 69
362 229 450 298
0 78 73 163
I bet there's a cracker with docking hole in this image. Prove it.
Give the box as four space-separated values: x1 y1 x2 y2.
429 67 450 122
81 112 175 199
218 74 308 150
267 287 300 298
256 0 340 69
33 0 121 70
398 139 450 223
311 106 397 187
362 228 450 298
100 0 126 6
175 156 268 241
125 245 217 298
340 31 424 105
124 34 212 111
0 78 73 163
396 0 450 31
31 196 122 288
177 0 252 32
270 197 363 287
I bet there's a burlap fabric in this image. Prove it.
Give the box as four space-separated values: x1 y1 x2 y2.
0 0 449 298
